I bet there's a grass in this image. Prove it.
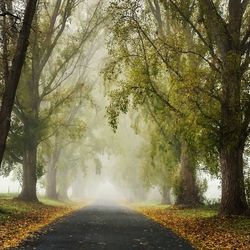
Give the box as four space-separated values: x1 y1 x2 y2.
170 206 218 218
132 203 250 250
130 202 218 218
0 193 70 221
0 196 34 221
0 193 19 199
39 197 69 206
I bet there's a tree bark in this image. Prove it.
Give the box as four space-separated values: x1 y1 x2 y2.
161 185 171 204
58 167 70 201
17 105 40 201
219 61 248 215
0 0 38 167
45 162 58 200
18 133 38 201
176 141 200 206
45 133 62 199
219 146 247 215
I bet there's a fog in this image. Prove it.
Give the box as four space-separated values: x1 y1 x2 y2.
0 102 221 202
0 0 223 206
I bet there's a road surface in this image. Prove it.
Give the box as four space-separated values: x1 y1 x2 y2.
14 201 194 250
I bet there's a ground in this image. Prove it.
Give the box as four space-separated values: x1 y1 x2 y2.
1 196 250 249
12 200 193 250
0 194 80 249
133 203 250 249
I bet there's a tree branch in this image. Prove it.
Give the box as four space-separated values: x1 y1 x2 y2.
167 0 216 57
136 28 182 116
0 11 20 20
132 16 183 80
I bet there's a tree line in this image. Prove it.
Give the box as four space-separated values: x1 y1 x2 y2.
0 0 249 217
104 0 250 216
0 0 105 201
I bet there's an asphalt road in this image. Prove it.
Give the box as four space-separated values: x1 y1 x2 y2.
14 201 194 250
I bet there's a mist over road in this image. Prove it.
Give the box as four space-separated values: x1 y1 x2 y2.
15 201 193 250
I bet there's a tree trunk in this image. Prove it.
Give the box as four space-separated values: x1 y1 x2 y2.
58 167 70 201
176 141 200 206
45 136 61 200
17 118 39 201
45 162 58 200
18 138 38 201
0 0 38 166
58 184 69 201
218 46 248 215
198 0 248 215
161 185 171 204
219 146 247 215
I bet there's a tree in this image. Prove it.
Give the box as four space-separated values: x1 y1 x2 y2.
139 125 179 204
43 93 87 199
12 0 104 201
0 0 38 167
105 0 202 206
106 0 250 215
162 0 250 215
0 0 107 201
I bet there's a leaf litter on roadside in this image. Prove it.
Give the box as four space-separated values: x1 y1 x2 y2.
0 200 79 249
134 206 250 250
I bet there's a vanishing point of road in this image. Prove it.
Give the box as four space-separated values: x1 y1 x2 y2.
14 201 194 250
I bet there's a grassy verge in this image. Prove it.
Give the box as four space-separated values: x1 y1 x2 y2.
0 194 82 249
132 203 250 250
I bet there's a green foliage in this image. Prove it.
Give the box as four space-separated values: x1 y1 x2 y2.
37 159 45 179
2 0 104 190
104 0 217 201
140 126 179 191
106 88 130 130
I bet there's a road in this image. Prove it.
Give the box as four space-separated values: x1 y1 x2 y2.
14 201 194 250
